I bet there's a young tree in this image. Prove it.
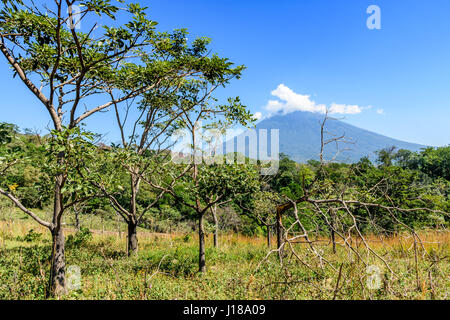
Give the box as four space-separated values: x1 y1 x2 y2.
238 190 279 248
375 145 397 167
196 163 259 270
147 78 257 271
209 201 231 248
193 104 255 272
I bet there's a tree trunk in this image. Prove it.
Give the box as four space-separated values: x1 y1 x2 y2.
127 173 140 256
49 226 67 296
331 211 336 254
331 228 336 254
74 209 80 230
276 207 286 261
127 221 138 256
48 166 68 298
276 208 283 249
267 224 272 249
213 227 218 249
198 214 206 272
212 205 219 248
117 214 121 239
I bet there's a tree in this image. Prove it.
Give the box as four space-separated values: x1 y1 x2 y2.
195 163 259 266
417 146 450 181
148 78 256 271
375 145 397 167
0 0 224 295
238 189 280 248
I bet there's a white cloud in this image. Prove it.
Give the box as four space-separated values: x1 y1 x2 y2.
329 103 362 115
264 84 363 116
253 112 263 120
376 108 385 115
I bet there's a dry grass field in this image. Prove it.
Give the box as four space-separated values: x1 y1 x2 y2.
0 208 448 300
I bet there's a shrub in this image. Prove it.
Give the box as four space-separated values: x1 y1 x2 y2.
16 229 42 242
67 227 92 247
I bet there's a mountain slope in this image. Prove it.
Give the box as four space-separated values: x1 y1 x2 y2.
231 111 427 163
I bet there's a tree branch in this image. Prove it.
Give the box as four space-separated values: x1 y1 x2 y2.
0 187 53 229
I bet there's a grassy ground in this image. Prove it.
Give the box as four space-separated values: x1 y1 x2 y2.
0 208 448 300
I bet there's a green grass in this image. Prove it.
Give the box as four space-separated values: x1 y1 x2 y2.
0 207 448 300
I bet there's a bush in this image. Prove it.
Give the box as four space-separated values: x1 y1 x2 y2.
140 247 198 277
67 227 92 247
16 229 42 242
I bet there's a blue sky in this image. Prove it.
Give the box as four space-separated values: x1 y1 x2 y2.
1 0 450 146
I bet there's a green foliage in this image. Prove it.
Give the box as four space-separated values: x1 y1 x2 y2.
136 246 199 277
16 228 42 242
417 146 450 181
0 124 53 208
1 117 448 237
67 227 93 248
182 233 192 243
0 123 16 144
197 163 260 204
0 244 50 299
269 153 314 198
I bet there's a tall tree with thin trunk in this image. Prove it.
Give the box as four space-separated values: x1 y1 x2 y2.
160 146 260 273
0 0 214 295
148 81 259 271
195 163 259 270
